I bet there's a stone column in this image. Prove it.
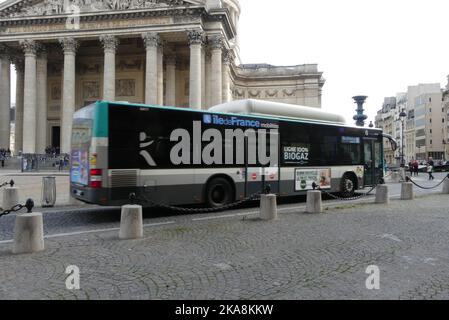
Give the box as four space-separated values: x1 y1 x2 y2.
165 54 176 107
222 49 233 103
0 45 11 150
209 35 223 106
201 47 206 109
20 40 39 154
204 50 211 108
59 38 78 154
13 60 24 154
188 30 204 109
142 32 160 105
36 48 48 154
100 35 119 101
157 45 164 105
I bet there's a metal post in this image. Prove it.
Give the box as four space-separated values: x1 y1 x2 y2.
401 118 405 167
399 109 407 167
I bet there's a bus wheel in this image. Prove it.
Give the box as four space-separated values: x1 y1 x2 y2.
340 174 356 198
206 177 234 208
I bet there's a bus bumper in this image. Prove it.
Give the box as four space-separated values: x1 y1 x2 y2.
70 185 110 206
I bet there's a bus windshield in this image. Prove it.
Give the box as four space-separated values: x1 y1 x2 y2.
70 105 94 186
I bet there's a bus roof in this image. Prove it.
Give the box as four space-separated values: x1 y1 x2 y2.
209 99 346 124
91 100 382 132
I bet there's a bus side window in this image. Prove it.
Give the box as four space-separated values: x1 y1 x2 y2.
321 136 338 165
339 143 361 165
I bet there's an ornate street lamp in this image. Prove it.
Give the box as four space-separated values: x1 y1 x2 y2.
353 96 368 127
399 109 407 167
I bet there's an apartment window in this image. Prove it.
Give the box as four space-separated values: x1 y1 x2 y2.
443 118 445 123
429 97 432 102
430 139 433 145
430 129 432 134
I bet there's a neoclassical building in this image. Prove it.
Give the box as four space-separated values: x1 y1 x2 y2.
0 0 325 154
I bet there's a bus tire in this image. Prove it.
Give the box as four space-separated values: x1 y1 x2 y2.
205 177 234 208
340 173 356 198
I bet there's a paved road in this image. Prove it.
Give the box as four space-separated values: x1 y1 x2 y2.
0 182 449 299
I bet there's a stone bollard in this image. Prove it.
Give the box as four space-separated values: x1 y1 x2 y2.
119 205 143 240
443 179 449 194
399 168 406 181
401 182 414 200
2 187 19 210
375 184 389 204
306 190 323 214
13 213 45 254
260 194 278 220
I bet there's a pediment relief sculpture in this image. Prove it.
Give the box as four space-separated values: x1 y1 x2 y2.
2 0 192 18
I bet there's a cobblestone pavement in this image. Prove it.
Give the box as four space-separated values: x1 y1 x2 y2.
1 192 449 300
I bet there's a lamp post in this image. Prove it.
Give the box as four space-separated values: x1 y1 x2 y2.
443 139 447 162
399 109 407 167
352 96 368 127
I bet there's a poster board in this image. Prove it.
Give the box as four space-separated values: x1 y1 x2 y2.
295 168 331 191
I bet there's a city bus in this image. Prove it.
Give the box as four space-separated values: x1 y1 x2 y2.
70 100 393 207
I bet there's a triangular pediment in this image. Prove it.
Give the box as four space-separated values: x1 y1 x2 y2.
0 0 204 18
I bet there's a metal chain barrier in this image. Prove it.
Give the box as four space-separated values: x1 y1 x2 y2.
0 199 34 218
0 179 14 189
313 178 384 201
405 174 449 190
384 171 394 179
134 191 262 214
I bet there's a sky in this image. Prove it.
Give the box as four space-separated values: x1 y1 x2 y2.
5 0 449 125
238 0 449 124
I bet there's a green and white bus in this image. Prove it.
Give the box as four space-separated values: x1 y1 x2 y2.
70 100 394 207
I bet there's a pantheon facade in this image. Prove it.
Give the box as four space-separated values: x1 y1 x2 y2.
0 0 325 154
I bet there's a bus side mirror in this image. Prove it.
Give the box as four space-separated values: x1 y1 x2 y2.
390 140 398 151
382 134 398 152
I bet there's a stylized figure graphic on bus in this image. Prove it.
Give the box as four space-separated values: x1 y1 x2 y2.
139 132 156 166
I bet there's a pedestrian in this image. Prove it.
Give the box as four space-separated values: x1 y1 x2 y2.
0 151 5 168
413 159 419 176
58 157 63 171
427 157 435 180
408 159 414 176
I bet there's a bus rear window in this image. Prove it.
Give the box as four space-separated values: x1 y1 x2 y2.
71 119 92 186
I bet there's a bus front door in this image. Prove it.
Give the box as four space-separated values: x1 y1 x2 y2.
363 138 383 186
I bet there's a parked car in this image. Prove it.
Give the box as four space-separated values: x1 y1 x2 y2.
434 164 449 172
404 164 427 172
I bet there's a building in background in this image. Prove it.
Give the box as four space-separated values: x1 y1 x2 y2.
375 97 397 165
407 84 444 162
395 92 407 164
0 0 325 154
376 83 446 165
442 76 449 161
